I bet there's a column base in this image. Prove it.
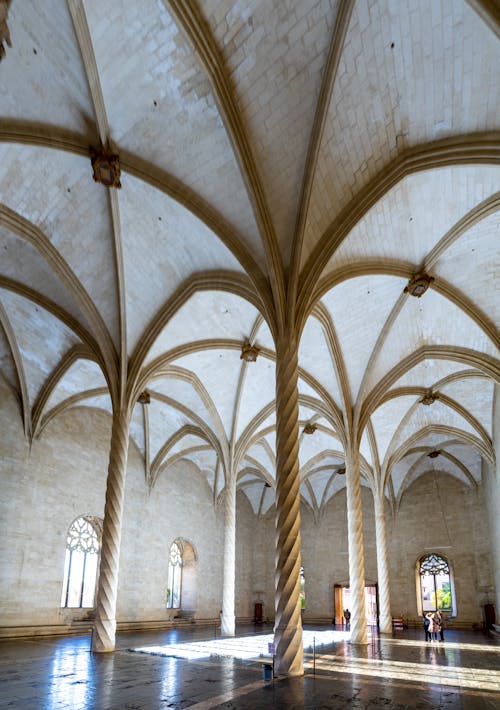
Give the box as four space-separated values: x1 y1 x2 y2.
379 615 393 634
348 625 368 645
91 618 116 652
220 615 235 637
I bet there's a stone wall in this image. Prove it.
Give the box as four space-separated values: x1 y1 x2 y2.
0 381 223 633
0 376 496 636
390 472 493 626
234 473 495 627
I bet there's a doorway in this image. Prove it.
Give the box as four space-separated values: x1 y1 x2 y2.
334 583 379 626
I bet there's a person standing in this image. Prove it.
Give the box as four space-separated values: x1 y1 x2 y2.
427 611 440 641
343 608 351 630
436 610 445 641
423 614 431 642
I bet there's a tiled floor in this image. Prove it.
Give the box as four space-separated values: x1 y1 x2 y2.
0 625 499 709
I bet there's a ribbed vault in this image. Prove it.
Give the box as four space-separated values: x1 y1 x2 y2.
0 0 499 659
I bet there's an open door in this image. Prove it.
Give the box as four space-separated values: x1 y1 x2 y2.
333 584 344 624
334 583 379 626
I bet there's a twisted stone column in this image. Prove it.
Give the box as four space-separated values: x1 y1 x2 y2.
346 448 368 644
91 408 130 652
221 473 236 637
374 491 392 633
274 335 303 676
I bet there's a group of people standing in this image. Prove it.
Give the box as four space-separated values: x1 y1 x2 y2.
423 610 445 641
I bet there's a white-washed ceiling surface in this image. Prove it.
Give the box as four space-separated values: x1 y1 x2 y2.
0 0 498 514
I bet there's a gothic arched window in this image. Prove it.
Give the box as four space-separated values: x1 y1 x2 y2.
166 541 182 609
419 553 452 612
299 566 306 610
60 516 101 608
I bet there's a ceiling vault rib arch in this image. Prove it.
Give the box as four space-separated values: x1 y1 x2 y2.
127 272 269 395
257 485 267 517
360 345 500 438
166 0 285 330
288 0 356 315
37 386 109 438
0 300 30 436
108 189 127 403
380 389 490 474
149 424 211 487
0 121 272 307
67 0 127 401
366 420 381 478
305 479 319 519
31 344 97 438
141 396 151 483
466 0 500 38
384 424 494 490
313 260 414 302
229 314 264 453
146 364 228 455
311 262 499 354
313 303 352 426
424 191 500 270
136 340 271 398
150 391 228 475
301 449 347 480
296 134 500 327
431 279 499 350
0 276 102 361
355 291 408 423
395 449 477 512
66 0 110 143
0 205 118 400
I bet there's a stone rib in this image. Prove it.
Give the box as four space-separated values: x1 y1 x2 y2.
91 409 129 652
274 336 303 676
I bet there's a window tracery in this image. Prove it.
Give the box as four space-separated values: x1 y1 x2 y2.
61 516 101 608
166 541 182 609
419 554 452 612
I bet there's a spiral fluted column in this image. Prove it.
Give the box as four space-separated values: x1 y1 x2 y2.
346 448 368 644
374 491 393 633
91 408 130 652
221 473 236 637
274 335 303 677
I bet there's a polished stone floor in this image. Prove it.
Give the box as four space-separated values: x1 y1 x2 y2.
0 624 499 709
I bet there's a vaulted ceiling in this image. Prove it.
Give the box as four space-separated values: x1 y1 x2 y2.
0 0 498 516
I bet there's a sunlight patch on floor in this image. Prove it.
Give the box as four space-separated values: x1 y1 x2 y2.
130 629 350 661
306 655 500 691
381 637 500 653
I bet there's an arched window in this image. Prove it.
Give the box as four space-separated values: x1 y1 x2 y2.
60 516 101 608
166 541 182 609
419 553 452 612
299 566 306 610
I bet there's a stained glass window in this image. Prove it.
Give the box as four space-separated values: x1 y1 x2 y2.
419 554 452 612
166 541 182 609
60 516 101 608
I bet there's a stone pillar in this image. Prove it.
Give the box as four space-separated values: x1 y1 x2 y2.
484 384 500 617
221 473 236 637
91 408 130 652
346 448 368 644
274 334 303 676
374 490 392 633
